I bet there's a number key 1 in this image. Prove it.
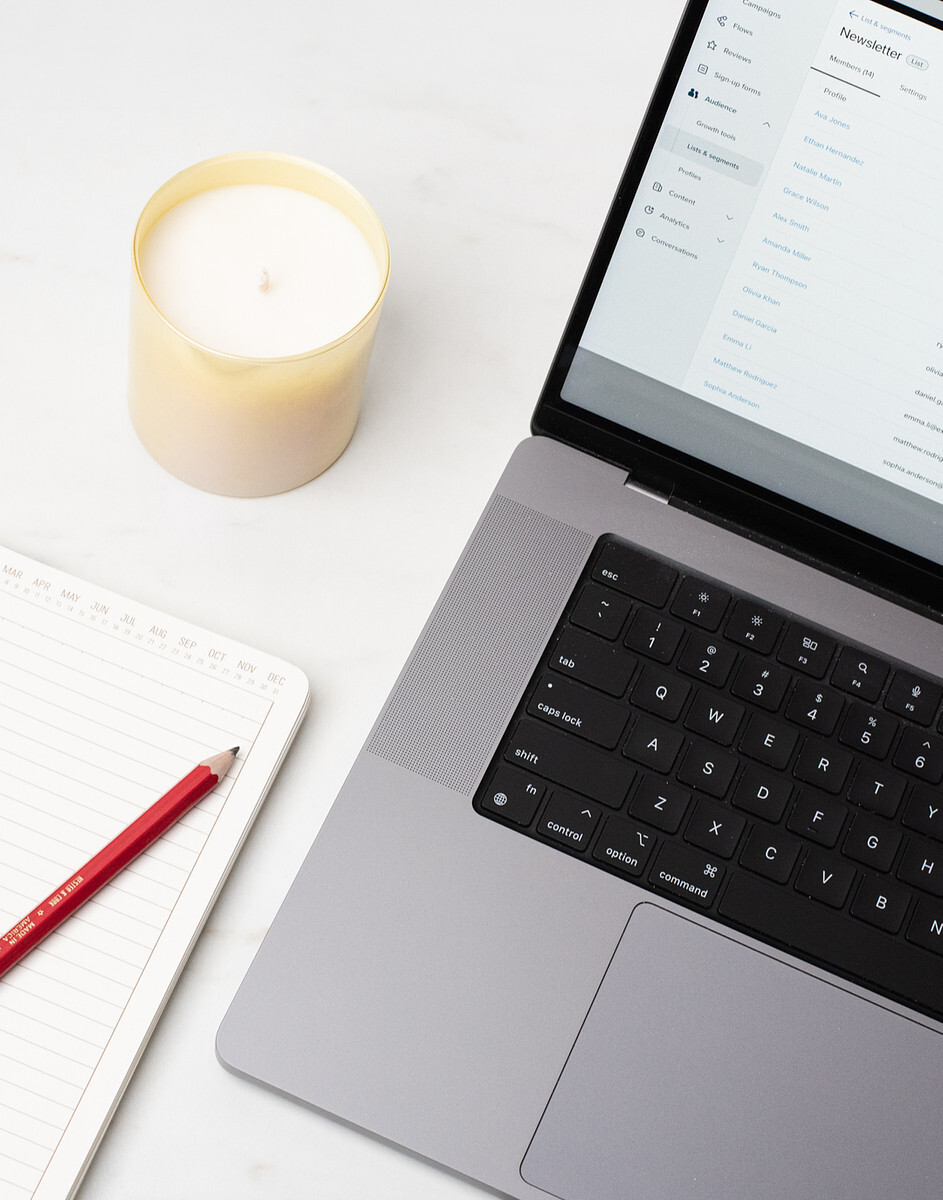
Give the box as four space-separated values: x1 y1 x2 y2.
624 609 684 663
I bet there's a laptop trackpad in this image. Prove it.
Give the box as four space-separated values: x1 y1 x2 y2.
521 903 942 1200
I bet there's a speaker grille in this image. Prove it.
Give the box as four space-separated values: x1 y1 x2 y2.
368 494 592 792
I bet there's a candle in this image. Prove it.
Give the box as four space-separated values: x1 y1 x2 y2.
139 185 382 358
128 153 390 497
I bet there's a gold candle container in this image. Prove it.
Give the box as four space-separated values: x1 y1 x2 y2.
128 152 390 497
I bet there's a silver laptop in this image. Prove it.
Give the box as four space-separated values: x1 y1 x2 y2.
218 2 943 1196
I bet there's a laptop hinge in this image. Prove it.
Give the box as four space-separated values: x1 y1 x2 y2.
623 471 671 504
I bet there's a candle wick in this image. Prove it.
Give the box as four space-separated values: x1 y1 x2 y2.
259 269 271 293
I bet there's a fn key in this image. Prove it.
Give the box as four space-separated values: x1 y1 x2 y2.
481 765 544 825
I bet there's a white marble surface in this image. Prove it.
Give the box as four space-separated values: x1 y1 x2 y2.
0 1 685 1196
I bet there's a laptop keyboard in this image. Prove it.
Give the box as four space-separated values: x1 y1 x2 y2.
474 534 943 1024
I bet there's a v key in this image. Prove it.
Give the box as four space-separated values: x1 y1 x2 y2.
796 851 856 909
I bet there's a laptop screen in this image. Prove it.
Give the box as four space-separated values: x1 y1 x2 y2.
558 0 943 571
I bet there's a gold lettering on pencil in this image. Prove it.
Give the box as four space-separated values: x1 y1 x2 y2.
2 916 36 946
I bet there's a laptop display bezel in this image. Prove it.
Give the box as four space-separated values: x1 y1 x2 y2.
532 0 943 615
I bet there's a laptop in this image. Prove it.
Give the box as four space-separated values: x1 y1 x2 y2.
218 1 943 1196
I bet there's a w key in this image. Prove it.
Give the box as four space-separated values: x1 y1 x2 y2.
684 691 745 745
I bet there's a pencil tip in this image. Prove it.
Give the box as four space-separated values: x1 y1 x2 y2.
230 746 240 755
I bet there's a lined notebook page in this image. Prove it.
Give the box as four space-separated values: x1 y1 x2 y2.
0 547 308 1200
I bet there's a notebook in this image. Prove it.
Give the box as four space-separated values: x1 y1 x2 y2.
218 2 943 1197
0 545 308 1200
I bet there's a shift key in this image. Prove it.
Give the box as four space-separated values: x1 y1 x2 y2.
527 675 628 748
505 720 633 809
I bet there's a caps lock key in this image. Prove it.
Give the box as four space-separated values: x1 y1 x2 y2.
527 675 628 748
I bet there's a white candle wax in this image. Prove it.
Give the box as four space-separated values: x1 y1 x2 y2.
139 184 382 358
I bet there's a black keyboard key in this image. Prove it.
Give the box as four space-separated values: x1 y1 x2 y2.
630 665 690 721
549 629 636 697
851 874 911 934
793 738 853 794
738 713 797 769
592 816 657 877
684 799 745 858
724 599 782 654
893 727 943 783
885 670 942 725
623 717 685 774
649 842 724 908
838 704 897 759
629 775 691 833
907 897 943 955
528 675 628 748
504 720 632 809
538 791 602 852
624 609 684 663
902 786 943 841
795 851 856 907
676 741 738 797
731 657 791 712
732 765 792 822
683 690 745 745
480 765 544 825
720 872 941 1020
784 679 843 735
898 838 943 897
841 812 901 872
677 633 737 687
777 624 836 677
787 791 847 848
571 583 631 640
831 647 888 702
739 825 796 883
670 576 731 630
592 541 677 606
846 762 906 818
739 824 802 884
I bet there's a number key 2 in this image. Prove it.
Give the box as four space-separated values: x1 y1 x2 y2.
678 632 737 686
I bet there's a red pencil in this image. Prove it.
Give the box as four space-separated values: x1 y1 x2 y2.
0 747 239 980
